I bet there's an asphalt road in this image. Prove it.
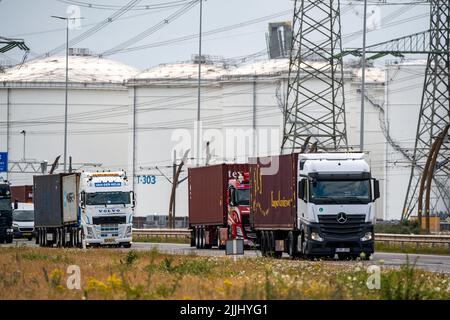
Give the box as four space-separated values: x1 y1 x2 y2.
3 239 450 274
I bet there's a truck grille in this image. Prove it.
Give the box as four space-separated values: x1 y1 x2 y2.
101 224 119 237
318 214 367 238
93 216 126 225
0 211 12 226
19 227 34 232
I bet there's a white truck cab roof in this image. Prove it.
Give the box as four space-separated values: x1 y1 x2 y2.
80 171 131 192
299 153 370 174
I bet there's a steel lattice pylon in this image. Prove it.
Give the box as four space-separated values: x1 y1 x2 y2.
282 0 348 153
402 0 450 220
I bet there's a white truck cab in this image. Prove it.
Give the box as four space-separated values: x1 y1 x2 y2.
79 171 135 248
297 153 380 258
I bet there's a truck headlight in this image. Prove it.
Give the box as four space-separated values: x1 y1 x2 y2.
12 223 19 230
361 232 373 242
310 232 324 242
126 226 132 237
86 226 94 239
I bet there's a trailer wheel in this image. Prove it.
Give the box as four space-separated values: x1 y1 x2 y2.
194 228 199 249
35 229 40 245
203 228 211 249
268 231 275 257
288 231 297 259
5 235 13 244
190 229 196 247
260 231 267 257
43 229 47 247
200 227 205 249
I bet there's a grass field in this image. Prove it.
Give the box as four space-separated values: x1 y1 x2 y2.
0 246 449 300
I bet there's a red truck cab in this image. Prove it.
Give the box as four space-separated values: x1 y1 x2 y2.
227 172 253 246
188 164 254 249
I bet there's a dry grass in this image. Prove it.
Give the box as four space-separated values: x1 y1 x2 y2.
0 246 449 300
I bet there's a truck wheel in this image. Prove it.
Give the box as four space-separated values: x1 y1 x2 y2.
288 231 297 259
6 235 13 244
300 233 310 259
122 243 132 248
217 227 224 250
0 236 4 244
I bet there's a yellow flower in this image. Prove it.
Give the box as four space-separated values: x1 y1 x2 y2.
223 279 233 287
86 278 108 292
49 268 64 287
106 274 122 289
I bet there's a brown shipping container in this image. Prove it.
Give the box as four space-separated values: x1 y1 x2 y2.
10 185 33 203
250 154 297 230
188 163 249 226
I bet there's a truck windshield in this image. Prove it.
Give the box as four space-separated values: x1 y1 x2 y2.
235 189 250 206
13 210 34 222
310 180 371 204
86 192 130 206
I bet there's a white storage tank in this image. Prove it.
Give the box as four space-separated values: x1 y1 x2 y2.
0 51 138 185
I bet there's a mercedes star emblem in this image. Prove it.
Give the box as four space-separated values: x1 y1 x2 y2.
337 212 348 224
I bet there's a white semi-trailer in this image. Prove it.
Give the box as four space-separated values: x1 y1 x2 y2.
251 153 380 259
35 171 135 248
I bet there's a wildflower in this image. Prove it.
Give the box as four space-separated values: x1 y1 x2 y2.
106 274 122 289
223 279 233 287
49 268 64 287
86 278 108 292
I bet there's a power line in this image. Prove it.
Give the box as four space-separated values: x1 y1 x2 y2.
56 0 195 11
39 0 142 58
101 0 199 56
108 9 292 55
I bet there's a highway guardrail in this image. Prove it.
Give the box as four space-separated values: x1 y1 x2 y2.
375 233 450 248
133 228 191 239
133 229 450 248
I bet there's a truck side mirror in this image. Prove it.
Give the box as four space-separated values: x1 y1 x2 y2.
229 188 235 206
130 191 136 209
298 179 306 201
80 191 86 209
373 179 380 201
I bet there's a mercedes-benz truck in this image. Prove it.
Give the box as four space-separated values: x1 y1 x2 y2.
251 153 380 259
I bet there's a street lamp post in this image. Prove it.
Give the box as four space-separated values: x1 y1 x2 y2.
360 0 368 152
196 0 203 166
51 15 72 173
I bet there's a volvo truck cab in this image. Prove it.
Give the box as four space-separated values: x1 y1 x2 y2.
79 171 135 248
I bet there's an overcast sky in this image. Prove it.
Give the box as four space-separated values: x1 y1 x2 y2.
0 0 430 71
